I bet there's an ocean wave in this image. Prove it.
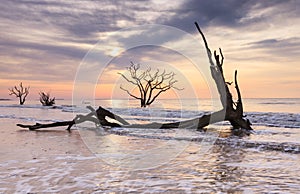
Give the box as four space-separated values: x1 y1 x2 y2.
259 102 296 105
88 127 300 154
0 104 47 109
0 114 65 123
246 112 300 128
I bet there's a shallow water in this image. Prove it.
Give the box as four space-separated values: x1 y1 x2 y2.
0 98 299 193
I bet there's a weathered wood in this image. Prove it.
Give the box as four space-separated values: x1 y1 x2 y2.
17 106 100 132
96 106 129 126
95 108 225 131
17 121 75 132
194 22 253 131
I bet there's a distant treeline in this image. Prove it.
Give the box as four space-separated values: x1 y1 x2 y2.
0 99 11 101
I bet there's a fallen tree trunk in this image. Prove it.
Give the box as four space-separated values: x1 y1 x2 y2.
17 22 252 133
17 106 100 132
16 106 222 131
17 121 75 132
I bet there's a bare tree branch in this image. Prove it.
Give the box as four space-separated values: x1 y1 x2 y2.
120 85 141 100
234 70 243 116
117 73 137 86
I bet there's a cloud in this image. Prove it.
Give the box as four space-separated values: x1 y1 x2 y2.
159 0 299 35
247 38 300 48
0 38 87 59
0 0 299 98
243 38 300 63
159 0 251 32
0 0 183 81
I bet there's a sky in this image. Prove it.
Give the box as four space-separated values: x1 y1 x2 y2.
0 0 299 100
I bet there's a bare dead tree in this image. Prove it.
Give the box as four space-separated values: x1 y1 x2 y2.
118 62 183 107
8 82 30 105
17 22 253 135
194 22 252 131
39 92 55 106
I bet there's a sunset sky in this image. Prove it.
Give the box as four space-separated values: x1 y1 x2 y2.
0 0 299 100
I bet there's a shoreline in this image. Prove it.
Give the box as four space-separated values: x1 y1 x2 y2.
1 118 300 193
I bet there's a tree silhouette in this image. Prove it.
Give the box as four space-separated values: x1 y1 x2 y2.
118 62 183 107
39 92 55 106
8 82 30 105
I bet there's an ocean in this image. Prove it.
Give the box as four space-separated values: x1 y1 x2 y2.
0 98 299 193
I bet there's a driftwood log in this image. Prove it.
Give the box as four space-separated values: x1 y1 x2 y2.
17 22 253 133
17 106 100 132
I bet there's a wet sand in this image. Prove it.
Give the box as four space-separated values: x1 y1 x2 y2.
1 119 300 193
0 119 101 193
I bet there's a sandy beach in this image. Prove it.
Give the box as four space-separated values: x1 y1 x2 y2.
1 114 300 193
0 119 103 192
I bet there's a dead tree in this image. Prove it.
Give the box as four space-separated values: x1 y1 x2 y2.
17 22 253 133
39 92 55 106
8 82 30 105
119 62 183 107
194 22 252 131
